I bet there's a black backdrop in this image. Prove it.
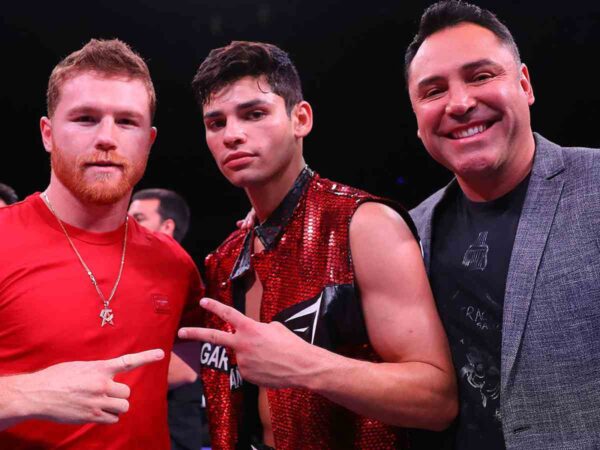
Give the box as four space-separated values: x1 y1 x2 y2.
2 0 599 264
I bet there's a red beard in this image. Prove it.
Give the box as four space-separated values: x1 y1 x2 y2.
51 148 147 205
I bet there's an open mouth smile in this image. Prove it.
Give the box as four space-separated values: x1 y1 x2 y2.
447 121 495 140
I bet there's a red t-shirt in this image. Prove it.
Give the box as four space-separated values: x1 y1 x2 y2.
0 194 204 449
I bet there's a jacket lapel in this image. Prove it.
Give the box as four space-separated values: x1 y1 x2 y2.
419 207 434 273
418 181 458 272
501 134 565 393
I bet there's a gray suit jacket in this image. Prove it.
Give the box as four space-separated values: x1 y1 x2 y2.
411 134 600 450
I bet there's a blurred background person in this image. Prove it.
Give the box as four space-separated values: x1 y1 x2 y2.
130 188 191 244
129 188 209 450
0 183 18 207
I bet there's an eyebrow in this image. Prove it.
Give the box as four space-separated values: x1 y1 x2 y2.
67 105 145 120
417 75 445 91
461 58 502 73
416 58 502 90
203 99 269 120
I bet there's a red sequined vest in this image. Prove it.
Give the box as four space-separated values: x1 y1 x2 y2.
202 173 412 450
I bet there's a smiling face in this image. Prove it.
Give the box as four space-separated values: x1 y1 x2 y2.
408 22 535 185
41 71 157 205
203 75 311 190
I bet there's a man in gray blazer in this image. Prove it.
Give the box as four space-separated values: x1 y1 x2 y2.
405 1 600 449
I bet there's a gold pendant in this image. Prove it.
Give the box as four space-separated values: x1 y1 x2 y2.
100 307 115 327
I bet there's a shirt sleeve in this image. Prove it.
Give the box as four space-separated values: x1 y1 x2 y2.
178 257 205 329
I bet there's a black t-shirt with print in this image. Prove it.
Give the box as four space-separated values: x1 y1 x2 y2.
429 176 530 450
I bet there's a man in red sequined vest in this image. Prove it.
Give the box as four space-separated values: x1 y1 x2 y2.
179 41 457 450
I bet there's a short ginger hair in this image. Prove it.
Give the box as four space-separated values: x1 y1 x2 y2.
46 38 156 118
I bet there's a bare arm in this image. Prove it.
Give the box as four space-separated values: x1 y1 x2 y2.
305 202 456 430
0 349 164 431
179 203 457 430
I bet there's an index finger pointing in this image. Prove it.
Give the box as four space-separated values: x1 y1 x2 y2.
199 298 248 328
105 349 165 375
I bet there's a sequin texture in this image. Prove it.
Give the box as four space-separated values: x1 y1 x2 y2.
202 171 413 449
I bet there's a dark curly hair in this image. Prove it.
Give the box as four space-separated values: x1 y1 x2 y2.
192 41 303 115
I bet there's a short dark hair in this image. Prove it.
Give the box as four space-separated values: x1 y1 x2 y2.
192 41 303 115
132 188 190 243
405 0 520 81
0 183 18 205
47 38 156 119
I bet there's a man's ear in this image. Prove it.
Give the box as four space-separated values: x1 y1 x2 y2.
292 101 313 138
159 218 176 238
150 126 158 145
40 117 53 153
520 63 535 106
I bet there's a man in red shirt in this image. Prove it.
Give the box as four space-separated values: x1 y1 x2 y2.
0 39 203 449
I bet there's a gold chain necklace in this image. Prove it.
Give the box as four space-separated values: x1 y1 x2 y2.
41 192 128 327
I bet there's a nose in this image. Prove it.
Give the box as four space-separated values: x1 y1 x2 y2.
222 119 246 149
95 117 118 151
445 83 476 117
